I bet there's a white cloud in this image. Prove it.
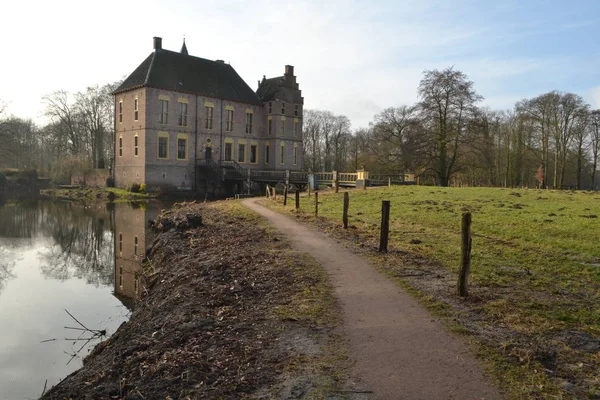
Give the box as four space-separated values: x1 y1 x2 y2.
589 86 600 110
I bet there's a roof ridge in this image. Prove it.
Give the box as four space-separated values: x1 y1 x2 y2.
144 52 157 86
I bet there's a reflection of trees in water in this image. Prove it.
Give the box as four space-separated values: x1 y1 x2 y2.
0 256 15 293
38 202 114 286
0 200 41 238
0 200 115 287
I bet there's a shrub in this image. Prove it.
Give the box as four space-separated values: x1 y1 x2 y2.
139 183 147 193
106 177 115 188
128 183 141 193
20 169 38 180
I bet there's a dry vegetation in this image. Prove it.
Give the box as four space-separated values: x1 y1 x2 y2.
42 201 349 399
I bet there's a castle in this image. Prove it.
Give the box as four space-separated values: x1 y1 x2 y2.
113 37 303 192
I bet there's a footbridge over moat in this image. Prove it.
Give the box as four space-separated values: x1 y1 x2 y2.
196 159 415 189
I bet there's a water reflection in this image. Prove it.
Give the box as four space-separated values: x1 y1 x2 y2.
112 202 161 309
0 199 163 400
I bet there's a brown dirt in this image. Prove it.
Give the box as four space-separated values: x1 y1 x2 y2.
244 198 503 400
42 201 346 399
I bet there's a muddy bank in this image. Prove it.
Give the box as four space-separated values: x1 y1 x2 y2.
42 201 346 399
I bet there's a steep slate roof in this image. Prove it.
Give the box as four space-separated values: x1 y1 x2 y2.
257 76 283 102
114 49 262 105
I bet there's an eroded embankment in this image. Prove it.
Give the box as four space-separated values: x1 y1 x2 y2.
42 201 346 399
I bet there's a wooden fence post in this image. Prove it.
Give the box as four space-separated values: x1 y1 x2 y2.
295 190 300 210
379 200 390 252
458 212 472 297
266 185 270 198
283 186 288 206
343 192 349 229
273 187 277 200
315 192 319 217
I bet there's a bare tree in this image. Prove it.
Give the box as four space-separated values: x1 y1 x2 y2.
417 67 483 186
571 108 590 190
590 110 600 189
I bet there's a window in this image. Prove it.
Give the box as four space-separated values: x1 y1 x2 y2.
177 137 187 160
268 102 272 114
294 104 299 117
280 143 285 164
224 142 233 161
159 99 168 124
134 98 139 121
119 101 123 123
134 277 139 294
134 236 138 256
268 119 272 135
134 135 138 156
238 143 245 163
265 144 270 164
281 102 285 115
281 119 286 135
119 136 123 157
293 146 297 165
158 136 168 159
226 109 233 132
205 106 214 129
245 112 253 134
250 144 257 163
119 267 123 287
294 121 299 136
119 233 123 252
178 102 188 126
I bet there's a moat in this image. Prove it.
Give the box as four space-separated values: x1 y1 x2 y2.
0 199 165 399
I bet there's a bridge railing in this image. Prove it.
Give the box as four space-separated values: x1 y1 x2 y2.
338 172 358 183
251 170 287 181
315 172 334 182
290 171 309 182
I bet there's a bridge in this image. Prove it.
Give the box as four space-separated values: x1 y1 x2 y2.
197 159 414 189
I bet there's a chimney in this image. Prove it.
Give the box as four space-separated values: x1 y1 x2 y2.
153 37 162 51
285 65 294 76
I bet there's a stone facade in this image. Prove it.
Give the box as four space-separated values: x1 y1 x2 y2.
114 37 304 191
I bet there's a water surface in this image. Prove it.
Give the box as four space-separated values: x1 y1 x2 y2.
0 200 160 399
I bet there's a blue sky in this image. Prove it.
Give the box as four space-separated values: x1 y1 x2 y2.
2 0 599 129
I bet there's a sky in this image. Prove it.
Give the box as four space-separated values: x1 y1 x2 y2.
2 0 600 129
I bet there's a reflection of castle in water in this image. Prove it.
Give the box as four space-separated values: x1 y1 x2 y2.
112 203 161 309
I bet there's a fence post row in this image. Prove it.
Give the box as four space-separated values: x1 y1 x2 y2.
379 200 390 253
283 185 288 206
295 190 300 210
343 192 349 229
457 212 472 297
315 192 319 217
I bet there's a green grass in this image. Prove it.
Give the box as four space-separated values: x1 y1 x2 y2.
263 186 600 399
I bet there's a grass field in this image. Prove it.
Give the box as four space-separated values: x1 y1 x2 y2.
264 186 600 399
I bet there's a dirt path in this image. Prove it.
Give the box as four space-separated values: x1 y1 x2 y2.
243 199 503 400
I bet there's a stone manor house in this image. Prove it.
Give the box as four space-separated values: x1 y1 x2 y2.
113 36 304 191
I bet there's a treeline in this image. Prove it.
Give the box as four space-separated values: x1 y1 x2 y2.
304 67 600 189
0 82 119 180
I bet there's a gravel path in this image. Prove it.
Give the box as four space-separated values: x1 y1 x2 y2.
243 198 503 400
